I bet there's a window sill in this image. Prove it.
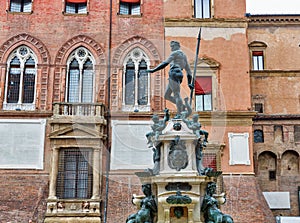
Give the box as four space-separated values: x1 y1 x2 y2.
122 104 150 112
63 12 89 16
3 103 35 111
6 10 33 15
117 13 142 18
193 17 213 20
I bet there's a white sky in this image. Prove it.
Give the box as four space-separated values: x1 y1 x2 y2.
246 0 300 15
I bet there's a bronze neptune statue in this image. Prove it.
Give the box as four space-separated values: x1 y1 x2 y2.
147 41 193 118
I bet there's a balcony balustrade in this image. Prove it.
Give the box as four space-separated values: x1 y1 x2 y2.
53 102 105 117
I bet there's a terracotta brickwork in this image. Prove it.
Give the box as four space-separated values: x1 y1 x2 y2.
106 174 142 223
222 175 274 223
0 0 298 222
249 15 300 217
0 174 49 222
0 0 164 222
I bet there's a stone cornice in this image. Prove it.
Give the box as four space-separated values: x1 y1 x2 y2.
250 70 300 77
253 114 300 121
247 15 300 26
199 111 256 126
164 18 248 28
0 110 52 118
111 111 256 126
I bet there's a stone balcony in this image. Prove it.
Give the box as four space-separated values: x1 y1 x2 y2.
53 102 105 118
50 102 107 133
45 103 107 222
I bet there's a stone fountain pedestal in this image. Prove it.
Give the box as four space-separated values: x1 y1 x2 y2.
135 118 218 223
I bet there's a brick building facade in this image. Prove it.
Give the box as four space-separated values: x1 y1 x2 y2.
248 14 300 218
0 0 297 222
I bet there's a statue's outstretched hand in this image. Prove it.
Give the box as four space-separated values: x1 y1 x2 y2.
147 69 154 73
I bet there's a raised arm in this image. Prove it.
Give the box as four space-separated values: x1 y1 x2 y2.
147 61 169 73
147 51 175 73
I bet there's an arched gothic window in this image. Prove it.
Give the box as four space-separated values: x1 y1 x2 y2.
122 48 150 111
66 47 95 103
3 45 37 110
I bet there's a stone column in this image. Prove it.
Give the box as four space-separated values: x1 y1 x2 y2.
92 147 101 199
48 147 59 199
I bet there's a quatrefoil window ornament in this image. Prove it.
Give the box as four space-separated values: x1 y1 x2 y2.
19 47 28 56
77 48 87 58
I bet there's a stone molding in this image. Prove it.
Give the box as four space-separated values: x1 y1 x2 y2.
54 35 105 65
0 33 50 64
110 36 162 111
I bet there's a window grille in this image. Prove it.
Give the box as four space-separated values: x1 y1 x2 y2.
254 103 263 113
65 2 87 14
125 60 135 105
82 60 93 103
23 57 35 103
78 3 87 13
68 60 80 102
203 152 217 170
23 0 32 12
10 0 32 12
119 1 140 15
138 60 148 105
66 48 94 103
56 148 93 199
7 58 21 103
5 46 37 109
254 129 264 143
122 48 150 111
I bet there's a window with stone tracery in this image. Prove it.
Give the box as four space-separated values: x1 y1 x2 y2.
66 47 95 103
122 48 150 112
3 45 37 111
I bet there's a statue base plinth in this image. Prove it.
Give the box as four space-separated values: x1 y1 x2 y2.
132 118 226 223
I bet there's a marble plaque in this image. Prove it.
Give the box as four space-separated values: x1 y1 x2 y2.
0 119 46 169
110 120 153 170
263 192 290 209
228 132 250 165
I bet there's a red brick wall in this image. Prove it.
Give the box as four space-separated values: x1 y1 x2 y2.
0 174 48 222
105 174 142 223
222 175 274 223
